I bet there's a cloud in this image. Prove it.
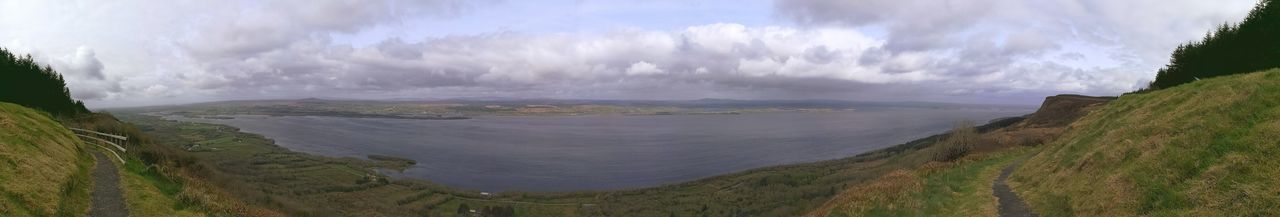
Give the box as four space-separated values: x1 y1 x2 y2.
180 0 490 60
63 47 106 80
766 0 1262 103
183 22 1155 104
183 23 912 98
775 0 1258 82
625 61 665 75
0 0 1260 107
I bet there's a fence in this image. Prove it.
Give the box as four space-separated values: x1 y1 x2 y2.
69 127 128 164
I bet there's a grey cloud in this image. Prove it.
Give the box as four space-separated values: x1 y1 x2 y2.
67 80 124 100
42 47 123 100
2 0 1255 107
63 47 105 80
180 0 493 60
187 19 1192 102
187 24 915 98
775 0 1256 96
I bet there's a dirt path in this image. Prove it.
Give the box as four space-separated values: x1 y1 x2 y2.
994 159 1036 217
90 151 128 217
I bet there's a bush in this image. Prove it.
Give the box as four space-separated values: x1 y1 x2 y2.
933 121 978 162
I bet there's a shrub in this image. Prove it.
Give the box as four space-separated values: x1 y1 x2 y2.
933 120 978 162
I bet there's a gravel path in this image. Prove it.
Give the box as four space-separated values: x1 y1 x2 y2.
90 151 128 217
994 159 1037 217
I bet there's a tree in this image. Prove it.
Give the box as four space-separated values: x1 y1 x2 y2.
1147 0 1279 90
0 47 90 116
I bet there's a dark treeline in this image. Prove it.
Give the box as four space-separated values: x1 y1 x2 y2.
1147 0 1279 90
0 47 90 116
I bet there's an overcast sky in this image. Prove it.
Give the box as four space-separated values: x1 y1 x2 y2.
0 0 1259 107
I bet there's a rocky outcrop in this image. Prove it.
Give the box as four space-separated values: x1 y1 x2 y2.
1018 94 1114 129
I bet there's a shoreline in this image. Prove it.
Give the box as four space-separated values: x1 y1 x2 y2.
145 111 1027 193
120 110 1030 216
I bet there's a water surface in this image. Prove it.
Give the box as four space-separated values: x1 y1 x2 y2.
173 108 1027 192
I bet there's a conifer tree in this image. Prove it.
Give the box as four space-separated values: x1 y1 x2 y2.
0 47 91 116
1148 0 1279 90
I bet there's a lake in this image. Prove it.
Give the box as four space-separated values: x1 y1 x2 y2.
172 108 1028 192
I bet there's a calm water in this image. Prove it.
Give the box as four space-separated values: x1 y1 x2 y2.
172 108 1027 192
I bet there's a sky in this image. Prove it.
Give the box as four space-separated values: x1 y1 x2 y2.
0 0 1260 108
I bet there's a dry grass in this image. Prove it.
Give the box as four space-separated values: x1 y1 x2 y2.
809 169 924 217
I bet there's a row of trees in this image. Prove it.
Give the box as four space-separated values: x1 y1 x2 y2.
0 47 90 116
1147 0 1279 90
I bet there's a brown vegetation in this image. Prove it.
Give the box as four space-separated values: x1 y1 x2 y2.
807 170 923 216
933 121 980 162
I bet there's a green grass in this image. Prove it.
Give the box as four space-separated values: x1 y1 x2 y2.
0 102 93 217
116 155 207 217
1010 69 1280 216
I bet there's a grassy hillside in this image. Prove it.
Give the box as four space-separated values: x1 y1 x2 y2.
814 149 1026 217
0 102 93 216
805 94 1112 217
1011 69 1280 216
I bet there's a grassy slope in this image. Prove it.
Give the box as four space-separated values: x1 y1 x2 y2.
117 156 205 217
818 149 1024 217
0 102 93 216
0 102 221 217
1010 69 1280 216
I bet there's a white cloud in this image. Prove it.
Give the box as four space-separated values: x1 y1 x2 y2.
62 47 105 80
625 61 664 75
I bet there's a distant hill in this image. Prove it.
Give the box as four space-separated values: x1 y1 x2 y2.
1012 69 1280 216
1148 0 1279 90
0 47 90 117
